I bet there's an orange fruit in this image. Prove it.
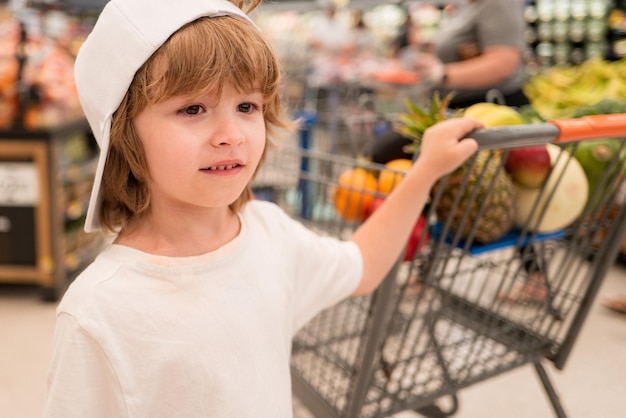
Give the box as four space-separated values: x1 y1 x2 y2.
377 159 412 195
333 168 378 221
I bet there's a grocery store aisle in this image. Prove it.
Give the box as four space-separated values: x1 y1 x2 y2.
1 264 624 418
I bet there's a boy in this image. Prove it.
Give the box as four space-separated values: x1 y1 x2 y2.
43 1 479 417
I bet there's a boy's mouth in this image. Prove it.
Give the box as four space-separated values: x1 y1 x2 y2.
202 163 242 171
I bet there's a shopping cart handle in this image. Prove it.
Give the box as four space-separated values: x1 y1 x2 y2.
550 114 626 142
466 124 560 150
466 113 626 150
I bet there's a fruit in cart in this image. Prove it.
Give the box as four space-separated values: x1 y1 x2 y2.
367 197 429 261
462 102 499 121
404 214 429 261
397 95 516 243
430 103 522 243
463 102 524 127
395 91 456 155
573 139 624 200
377 159 412 195
504 146 551 189
435 152 516 243
332 168 378 221
514 144 588 233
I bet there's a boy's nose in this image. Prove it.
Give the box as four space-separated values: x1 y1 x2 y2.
209 115 245 146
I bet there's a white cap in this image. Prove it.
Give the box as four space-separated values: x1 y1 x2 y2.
75 0 255 232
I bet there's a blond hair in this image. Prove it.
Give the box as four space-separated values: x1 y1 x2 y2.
100 11 288 233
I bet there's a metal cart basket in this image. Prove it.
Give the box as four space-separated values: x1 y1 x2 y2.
253 114 626 418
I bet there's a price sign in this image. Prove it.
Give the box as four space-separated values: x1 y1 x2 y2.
0 162 40 206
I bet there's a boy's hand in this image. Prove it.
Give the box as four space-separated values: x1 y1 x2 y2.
351 117 481 296
418 117 481 179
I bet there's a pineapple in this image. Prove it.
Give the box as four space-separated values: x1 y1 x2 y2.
395 92 456 154
434 152 515 243
396 94 515 244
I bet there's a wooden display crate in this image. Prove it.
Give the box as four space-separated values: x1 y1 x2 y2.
0 120 102 301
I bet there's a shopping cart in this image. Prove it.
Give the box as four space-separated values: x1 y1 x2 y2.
253 114 626 418
293 81 375 157
294 73 429 158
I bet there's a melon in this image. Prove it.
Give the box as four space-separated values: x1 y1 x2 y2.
514 144 588 233
463 102 524 127
573 139 624 200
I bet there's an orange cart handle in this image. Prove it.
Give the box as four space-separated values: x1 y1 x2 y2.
549 113 626 142
467 113 626 150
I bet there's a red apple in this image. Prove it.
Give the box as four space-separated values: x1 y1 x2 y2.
364 196 386 218
366 197 429 261
404 215 429 262
504 145 551 188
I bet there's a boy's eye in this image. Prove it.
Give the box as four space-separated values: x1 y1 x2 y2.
181 104 204 115
237 102 258 114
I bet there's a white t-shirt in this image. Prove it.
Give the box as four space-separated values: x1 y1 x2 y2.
43 200 362 418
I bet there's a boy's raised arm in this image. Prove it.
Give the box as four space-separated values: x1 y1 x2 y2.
350 118 481 296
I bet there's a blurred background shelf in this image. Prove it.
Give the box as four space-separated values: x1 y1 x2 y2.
0 119 103 301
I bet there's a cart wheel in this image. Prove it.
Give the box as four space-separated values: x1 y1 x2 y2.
414 394 459 418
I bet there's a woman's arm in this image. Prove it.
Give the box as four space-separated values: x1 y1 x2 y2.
413 45 521 90
444 46 521 89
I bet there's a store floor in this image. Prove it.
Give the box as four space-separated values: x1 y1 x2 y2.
1 263 624 418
